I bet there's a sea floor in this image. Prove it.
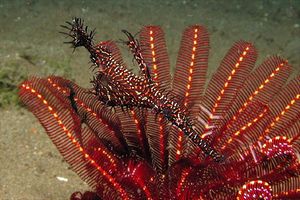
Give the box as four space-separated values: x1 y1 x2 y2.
0 0 299 199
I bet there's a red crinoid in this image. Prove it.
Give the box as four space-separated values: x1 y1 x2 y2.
19 18 300 200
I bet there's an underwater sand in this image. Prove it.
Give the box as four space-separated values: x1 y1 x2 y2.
0 0 299 199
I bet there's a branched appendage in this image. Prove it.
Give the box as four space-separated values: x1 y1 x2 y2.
62 18 224 162
60 18 96 51
66 84 79 114
122 30 153 84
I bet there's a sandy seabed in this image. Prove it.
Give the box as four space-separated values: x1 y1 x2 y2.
0 0 299 199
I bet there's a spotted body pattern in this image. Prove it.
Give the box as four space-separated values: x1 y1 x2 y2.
66 18 223 162
19 18 300 199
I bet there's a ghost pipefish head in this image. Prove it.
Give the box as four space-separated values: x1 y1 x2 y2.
60 17 96 51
